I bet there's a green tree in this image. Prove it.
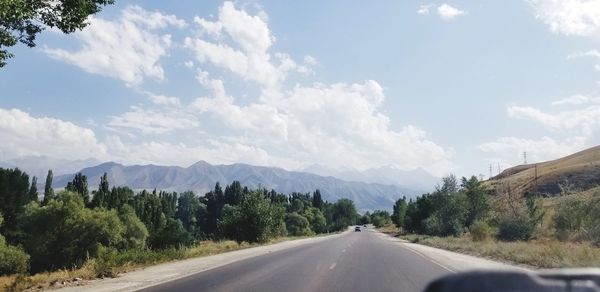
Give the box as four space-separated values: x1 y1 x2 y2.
175 191 201 234
303 207 327 234
43 169 54 204
91 172 110 208
20 191 124 272
0 168 33 240
285 212 312 236
149 218 193 249
65 173 89 205
28 176 38 202
370 210 392 228
0 212 30 275
461 176 490 227
0 0 114 67
117 205 148 250
392 196 407 229
312 189 324 210
327 198 358 231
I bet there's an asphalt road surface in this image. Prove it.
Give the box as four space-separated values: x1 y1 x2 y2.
140 228 451 292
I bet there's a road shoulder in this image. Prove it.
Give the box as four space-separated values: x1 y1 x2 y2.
55 232 347 292
372 229 530 273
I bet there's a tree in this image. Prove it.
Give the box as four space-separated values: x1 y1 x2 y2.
43 169 54 204
303 207 327 234
285 213 312 236
65 173 89 205
461 176 489 227
224 181 243 206
149 218 193 249
0 0 115 67
20 191 124 272
175 191 201 234
326 198 358 231
392 197 408 229
0 168 32 240
370 210 392 228
312 189 324 210
28 176 38 202
91 172 110 208
117 205 148 250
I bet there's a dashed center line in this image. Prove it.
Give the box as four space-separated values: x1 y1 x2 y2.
329 262 337 270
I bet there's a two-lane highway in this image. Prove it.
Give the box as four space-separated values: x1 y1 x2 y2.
141 227 452 292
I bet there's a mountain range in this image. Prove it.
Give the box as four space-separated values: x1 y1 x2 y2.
47 161 422 212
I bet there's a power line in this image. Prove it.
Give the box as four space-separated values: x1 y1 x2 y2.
523 152 527 164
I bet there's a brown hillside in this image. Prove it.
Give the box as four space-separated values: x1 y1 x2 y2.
487 145 600 196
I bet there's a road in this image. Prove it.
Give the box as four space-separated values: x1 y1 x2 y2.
140 227 451 292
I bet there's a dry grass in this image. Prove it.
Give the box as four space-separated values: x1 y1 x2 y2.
486 145 600 196
398 234 600 269
0 236 315 292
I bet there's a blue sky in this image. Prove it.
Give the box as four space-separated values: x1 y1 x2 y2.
1 0 600 178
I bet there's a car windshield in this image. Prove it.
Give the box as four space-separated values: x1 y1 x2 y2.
0 1 598 292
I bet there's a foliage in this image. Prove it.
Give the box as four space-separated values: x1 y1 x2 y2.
0 168 33 240
326 198 358 232
370 210 392 228
303 207 327 234
554 196 600 246
19 192 124 272
149 218 193 249
0 0 114 67
469 220 492 242
65 173 90 205
461 176 490 227
0 213 29 276
43 170 54 204
117 205 148 250
392 197 407 228
359 212 371 225
496 213 536 241
285 212 312 236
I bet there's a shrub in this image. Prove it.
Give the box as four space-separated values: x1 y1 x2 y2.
554 197 600 245
0 236 29 275
149 218 193 249
496 214 535 241
285 213 312 236
469 220 492 242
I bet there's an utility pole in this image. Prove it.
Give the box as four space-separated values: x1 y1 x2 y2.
534 163 538 195
523 152 527 164
497 163 501 175
489 164 493 179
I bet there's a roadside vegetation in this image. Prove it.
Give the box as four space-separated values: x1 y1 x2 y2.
384 174 600 268
0 167 359 291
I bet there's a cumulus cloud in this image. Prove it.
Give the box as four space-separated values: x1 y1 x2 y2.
43 6 186 86
108 106 198 134
530 0 600 36
437 4 466 20
0 108 107 160
478 136 587 165
508 100 600 135
418 4 466 20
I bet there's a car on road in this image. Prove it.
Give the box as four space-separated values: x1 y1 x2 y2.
354 226 361 232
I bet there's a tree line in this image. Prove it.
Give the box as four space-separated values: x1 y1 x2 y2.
0 168 359 275
389 175 545 241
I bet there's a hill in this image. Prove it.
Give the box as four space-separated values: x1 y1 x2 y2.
52 161 420 212
487 145 600 196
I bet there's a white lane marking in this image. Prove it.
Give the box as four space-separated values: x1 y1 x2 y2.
329 262 337 270
342 249 346 253
401 244 456 273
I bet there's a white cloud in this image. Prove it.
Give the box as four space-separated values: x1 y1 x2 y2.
530 0 600 36
437 4 466 20
508 100 600 135
551 94 600 105
43 6 185 86
478 136 586 165
0 108 107 160
108 106 198 134
144 92 181 107
418 5 433 15
184 1 310 93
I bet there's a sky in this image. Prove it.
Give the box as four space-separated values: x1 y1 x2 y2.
1 0 600 178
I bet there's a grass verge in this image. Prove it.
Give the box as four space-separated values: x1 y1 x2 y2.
395 232 600 269
0 236 313 292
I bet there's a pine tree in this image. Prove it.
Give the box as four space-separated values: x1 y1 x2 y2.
28 176 38 202
43 170 54 204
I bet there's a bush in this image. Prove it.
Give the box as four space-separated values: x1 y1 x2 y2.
469 220 492 242
149 218 193 249
0 236 29 275
285 213 312 236
554 197 600 245
496 214 535 241
19 192 125 272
